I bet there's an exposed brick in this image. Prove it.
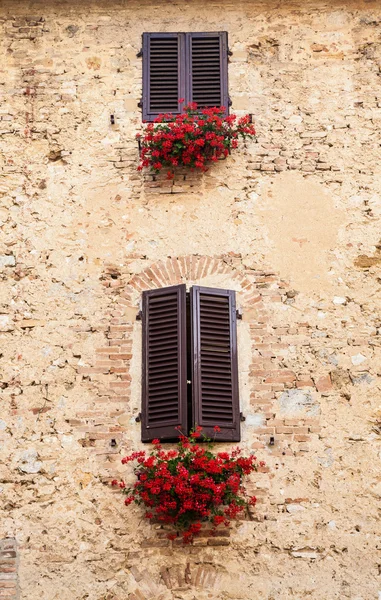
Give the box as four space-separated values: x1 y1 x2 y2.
195 256 208 280
275 426 294 434
296 378 314 388
0 540 17 600
315 375 333 393
78 367 108 375
207 538 230 546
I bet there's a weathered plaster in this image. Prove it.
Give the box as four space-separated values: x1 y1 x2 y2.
259 172 345 293
0 1 380 599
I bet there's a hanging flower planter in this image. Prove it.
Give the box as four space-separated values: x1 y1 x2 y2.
111 427 263 544
136 103 256 180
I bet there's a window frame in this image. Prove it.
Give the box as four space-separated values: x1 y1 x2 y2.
142 31 230 122
141 285 240 443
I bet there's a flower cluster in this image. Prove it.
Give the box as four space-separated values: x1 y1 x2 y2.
137 103 256 177
111 426 263 543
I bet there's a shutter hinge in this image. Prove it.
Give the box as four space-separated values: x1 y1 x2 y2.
136 310 142 321
135 412 142 423
137 98 143 109
136 48 143 58
228 96 232 107
240 412 246 422
236 308 242 320
228 48 233 57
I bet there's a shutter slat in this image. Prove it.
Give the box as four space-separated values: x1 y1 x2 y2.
149 295 177 304
142 284 187 441
203 405 234 412
202 375 233 382
149 403 180 412
200 325 231 333
148 381 179 393
149 371 179 382
149 319 178 327
202 397 234 405
201 365 232 372
149 404 179 413
148 355 178 366
191 286 240 442
148 360 178 369
148 332 178 341
149 324 178 333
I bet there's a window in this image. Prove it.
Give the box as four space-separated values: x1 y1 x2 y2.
141 285 240 443
142 32 229 122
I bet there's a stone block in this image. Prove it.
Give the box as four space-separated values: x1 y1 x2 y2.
0 255 15 268
277 389 320 418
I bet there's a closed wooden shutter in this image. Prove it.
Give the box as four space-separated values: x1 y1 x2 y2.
141 285 187 441
142 33 185 121
142 32 229 121
188 32 229 113
191 286 240 442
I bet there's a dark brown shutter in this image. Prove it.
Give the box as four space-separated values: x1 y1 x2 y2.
191 286 240 442
142 33 186 121
141 285 187 441
188 32 229 113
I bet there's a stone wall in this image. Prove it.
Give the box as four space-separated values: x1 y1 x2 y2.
0 0 380 598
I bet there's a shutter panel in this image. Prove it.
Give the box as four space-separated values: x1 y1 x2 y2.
142 33 186 121
191 286 240 442
141 284 187 441
188 32 229 113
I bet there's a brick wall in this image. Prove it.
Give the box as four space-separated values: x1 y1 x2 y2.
1 0 380 598
0 539 18 600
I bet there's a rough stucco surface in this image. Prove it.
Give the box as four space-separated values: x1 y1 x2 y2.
0 0 380 599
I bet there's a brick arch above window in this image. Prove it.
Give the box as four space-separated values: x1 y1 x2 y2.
120 255 264 310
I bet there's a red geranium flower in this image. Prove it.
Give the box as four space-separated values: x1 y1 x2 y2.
114 426 262 543
136 103 256 175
